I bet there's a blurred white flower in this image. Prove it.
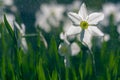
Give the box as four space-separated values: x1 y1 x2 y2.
0 0 4 23
58 42 71 57
63 19 71 32
117 25 120 34
103 3 118 16
66 0 81 12
59 32 80 67
67 3 104 47
3 0 13 6
0 0 17 23
14 22 28 53
58 42 80 67
59 32 72 55
60 32 70 45
35 3 65 33
70 42 80 56
102 34 110 42
102 3 120 26
10 5 17 13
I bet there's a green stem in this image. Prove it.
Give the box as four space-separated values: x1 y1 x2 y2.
83 42 96 76
88 48 96 76
64 56 70 68
22 33 38 37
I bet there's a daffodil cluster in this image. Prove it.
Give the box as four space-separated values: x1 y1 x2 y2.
58 3 104 67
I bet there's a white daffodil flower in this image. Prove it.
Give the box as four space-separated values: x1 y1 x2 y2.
14 22 28 53
59 32 80 56
59 32 80 67
58 42 71 57
58 42 80 67
66 3 104 47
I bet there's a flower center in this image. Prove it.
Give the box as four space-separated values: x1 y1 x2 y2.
80 21 88 29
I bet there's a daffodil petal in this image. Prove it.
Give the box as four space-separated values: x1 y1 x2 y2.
88 26 104 36
88 12 104 25
71 42 80 56
78 3 88 20
21 38 28 53
60 32 70 45
66 26 82 36
68 12 81 25
80 29 92 45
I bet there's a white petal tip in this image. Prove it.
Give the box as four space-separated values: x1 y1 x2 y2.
81 3 86 6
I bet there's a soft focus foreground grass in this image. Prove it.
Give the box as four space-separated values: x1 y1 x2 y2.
0 15 120 80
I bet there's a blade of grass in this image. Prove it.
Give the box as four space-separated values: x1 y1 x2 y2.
4 14 17 44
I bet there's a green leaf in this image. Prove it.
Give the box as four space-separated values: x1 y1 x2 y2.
7 58 15 80
51 69 58 80
36 59 46 80
4 14 17 43
49 36 59 61
72 68 77 80
85 56 93 76
79 65 83 80
48 36 59 67
1 53 6 80
65 68 69 80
